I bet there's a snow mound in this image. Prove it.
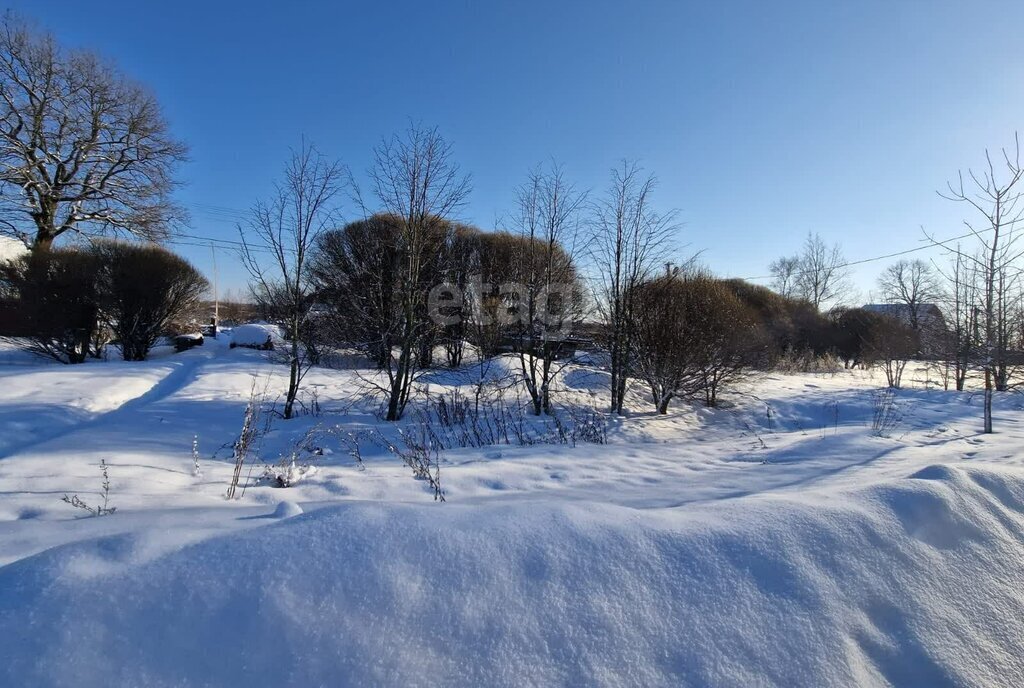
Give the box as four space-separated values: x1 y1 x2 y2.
3 465 1024 686
909 464 959 481
0 236 26 264
271 500 303 518
230 323 282 349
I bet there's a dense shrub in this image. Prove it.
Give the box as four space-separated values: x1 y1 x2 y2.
631 272 763 412
310 216 584 369
721 279 833 363
95 242 209 361
310 214 405 368
0 247 101 363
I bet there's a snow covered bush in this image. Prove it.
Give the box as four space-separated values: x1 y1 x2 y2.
261 460 318 488
564 407 608 445
411 388 608 451
371 427 445 501
259 425 328 488
230 323 282 351
191 435 202 478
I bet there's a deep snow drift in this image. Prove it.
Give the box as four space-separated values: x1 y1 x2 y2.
1 339 1023 686
4 466 1024 686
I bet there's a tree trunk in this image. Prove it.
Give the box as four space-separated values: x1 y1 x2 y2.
374 340 390 370
984 368 993 434
283 336 300 419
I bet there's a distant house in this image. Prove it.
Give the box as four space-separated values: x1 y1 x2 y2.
862 303 948 357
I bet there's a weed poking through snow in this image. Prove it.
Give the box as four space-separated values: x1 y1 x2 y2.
61 459 116 517
191 434 202 478
871 389 902 438
227 381 267 499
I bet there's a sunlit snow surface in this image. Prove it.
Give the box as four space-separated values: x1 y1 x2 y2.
1 338 1023 686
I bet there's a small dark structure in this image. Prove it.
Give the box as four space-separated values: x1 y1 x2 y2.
174 333 204 352
493 333 592 360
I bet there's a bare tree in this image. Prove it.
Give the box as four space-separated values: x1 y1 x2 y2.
877 259 944 331
794 233 851 309
937 135 1024 432
769 255 801 298
240 142 348 420
370 123 470 421
0 14 187 249
943 248 980 391
864 315 918 389
511 162 585 415
589 160 677 415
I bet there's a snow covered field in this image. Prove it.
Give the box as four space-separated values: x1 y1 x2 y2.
2 337 1024 686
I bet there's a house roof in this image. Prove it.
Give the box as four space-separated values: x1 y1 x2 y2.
862 303 942 316
862 303 947 333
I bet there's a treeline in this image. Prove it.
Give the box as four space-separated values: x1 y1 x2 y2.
619 273 922 413
0 243 208 362
238 132 932 421
3 12 1016 431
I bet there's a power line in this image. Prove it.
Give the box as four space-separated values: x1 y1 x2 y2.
572 227 993 287
734 227 992 282
173 200 1000 282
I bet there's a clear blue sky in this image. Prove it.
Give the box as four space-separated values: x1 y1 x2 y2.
17 0 1024 299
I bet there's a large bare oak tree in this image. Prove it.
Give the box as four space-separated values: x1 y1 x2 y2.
0 14 187 249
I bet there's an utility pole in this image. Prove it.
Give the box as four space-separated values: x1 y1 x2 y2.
211 243 219 337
